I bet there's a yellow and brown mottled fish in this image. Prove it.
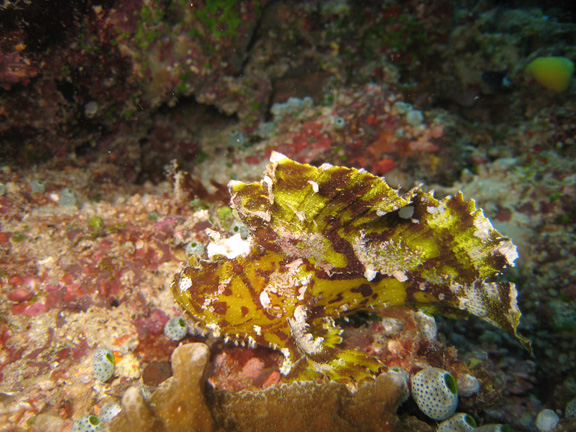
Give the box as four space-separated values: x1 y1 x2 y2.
172 152 530 382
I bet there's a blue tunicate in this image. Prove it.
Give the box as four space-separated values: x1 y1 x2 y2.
256 122 275 138
411 367 458 420
93 348 115 383
566 397 576 418
164 317 188 341
333 117 346 130
437 413 477 432
99 401 121 423
535 409 559 432
270 103 285 117
389 367 410 403
457 373 480 397
72 415 102 432
59 188 77 207
140 385 153 399
406 109 424 127
185 240 205 257
415 310 437 340
231 220 250 239
84 101 99 119
30 179 46 194
271 97 308 120
475 426 513 432
286 97 304 112
228 129 245 148
392 101 411 114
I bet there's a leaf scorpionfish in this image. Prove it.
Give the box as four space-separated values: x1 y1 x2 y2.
172 152 529 382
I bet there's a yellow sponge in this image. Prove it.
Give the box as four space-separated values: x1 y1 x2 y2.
525 56 574 92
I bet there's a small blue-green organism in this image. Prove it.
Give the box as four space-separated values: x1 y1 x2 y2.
333 116 346 130
164 317 188 341
185 240 205 257
411 367 458 420
227 129 245 148
535 409 560 432
98 401 121 423
389 367 410 403
457 373 480 397
437 413 477 432
59 188 77 207
93 348 115 383
72 414 102 432
84 101 99 118
476 426 513 432
0 183 5 196
30 179 46 194
566 397 576 418
406 109 424 127
231 220 249 239
474 424 514 432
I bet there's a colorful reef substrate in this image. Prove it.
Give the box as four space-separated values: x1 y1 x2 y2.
1 1 576 432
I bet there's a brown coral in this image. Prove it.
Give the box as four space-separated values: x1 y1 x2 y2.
107 342 406 432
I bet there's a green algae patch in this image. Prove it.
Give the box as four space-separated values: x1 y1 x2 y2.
172 152 529 383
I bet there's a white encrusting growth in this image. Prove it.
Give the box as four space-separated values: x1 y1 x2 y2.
178 275 192 292
206 229 252 259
